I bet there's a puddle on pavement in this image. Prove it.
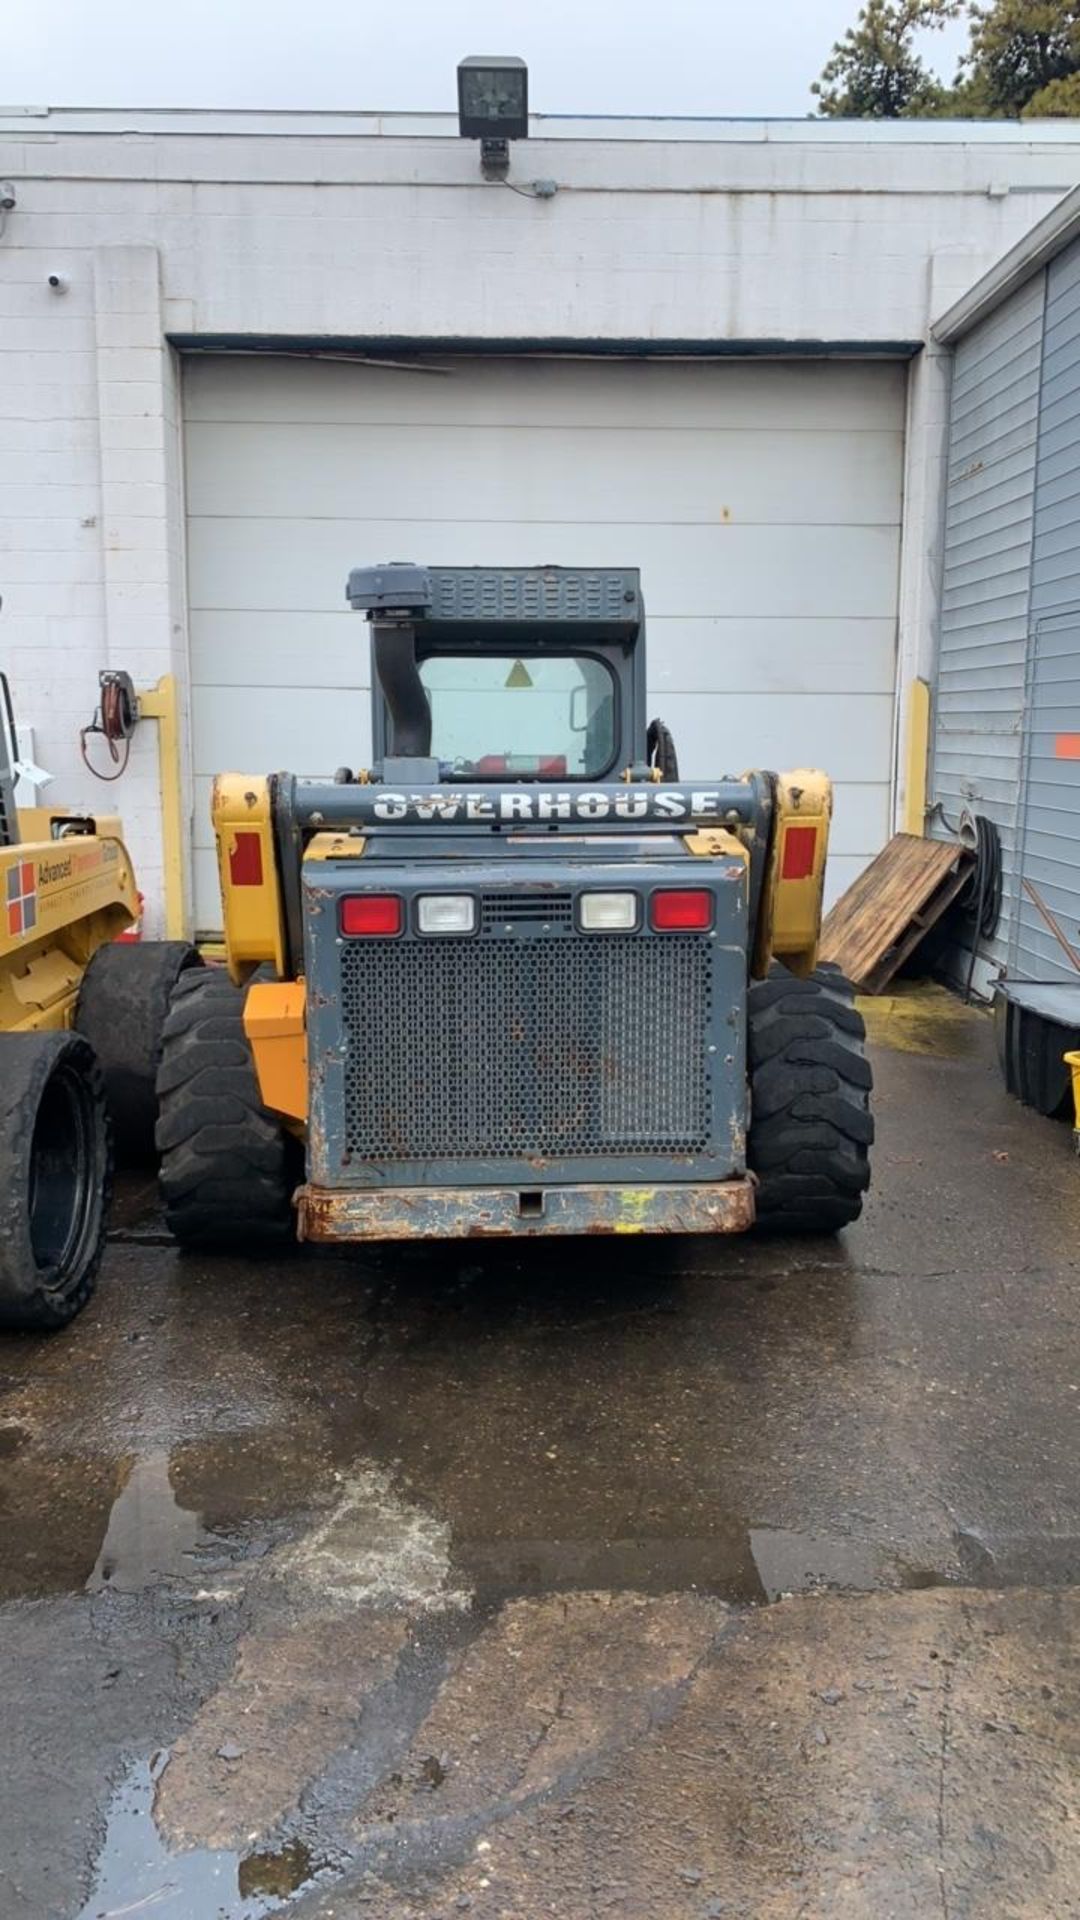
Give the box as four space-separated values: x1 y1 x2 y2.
458 1520 1080 1604
71 1440 964 1610
2 1429 1023 1610
76 1756 317 1920
748 1526 887 1601
86 1453 205 1594
457 1522 950 1606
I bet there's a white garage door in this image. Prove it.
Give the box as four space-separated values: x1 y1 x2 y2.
184 356 904 933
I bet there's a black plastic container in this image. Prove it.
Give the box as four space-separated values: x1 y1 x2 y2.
993 980 1080 1118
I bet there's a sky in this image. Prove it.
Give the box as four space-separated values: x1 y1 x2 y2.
3 0 973 119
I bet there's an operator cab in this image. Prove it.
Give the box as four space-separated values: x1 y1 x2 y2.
354 563 675 783
415 649 615 782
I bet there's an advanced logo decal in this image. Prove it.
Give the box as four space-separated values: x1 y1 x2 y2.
6 860 36 937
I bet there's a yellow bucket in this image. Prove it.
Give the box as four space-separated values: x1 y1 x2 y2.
1065 1051 1080 1150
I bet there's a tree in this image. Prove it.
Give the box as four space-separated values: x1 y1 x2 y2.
813 0 1080 118
812 0 964 118
1024 69 1080 114
960 1 1080 116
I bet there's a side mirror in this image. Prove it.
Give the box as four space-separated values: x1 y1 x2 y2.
569 683 588 733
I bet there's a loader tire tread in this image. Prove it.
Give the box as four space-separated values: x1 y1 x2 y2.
748 962 873 1235
155 968 296 1251
75 939 202 1159
0 1032 111 1330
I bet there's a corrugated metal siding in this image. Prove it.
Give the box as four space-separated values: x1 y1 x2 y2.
929 271 1045 979
1014 236 1080 979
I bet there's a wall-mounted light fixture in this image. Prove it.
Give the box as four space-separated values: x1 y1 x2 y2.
457 55 528 180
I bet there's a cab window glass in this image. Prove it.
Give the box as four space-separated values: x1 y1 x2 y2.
418 653 615 778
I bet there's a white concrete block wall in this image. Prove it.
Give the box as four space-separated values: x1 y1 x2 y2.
92 246 192 927
2 108 1080 928
0 238 190 933
0 243 108 848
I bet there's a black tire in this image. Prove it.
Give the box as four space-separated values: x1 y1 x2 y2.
0 1032 111 1330
155 968 297 1250
747 962 873 1235
76 940 203 1159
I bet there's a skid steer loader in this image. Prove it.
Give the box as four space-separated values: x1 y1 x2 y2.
157 565 872 1250
0 672 199 1327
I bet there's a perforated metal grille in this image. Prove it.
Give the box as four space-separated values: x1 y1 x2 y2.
340 932 712 1162
480 891 574 932
428 567 635 625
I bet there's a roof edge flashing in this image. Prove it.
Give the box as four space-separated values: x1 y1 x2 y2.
934 183 1080 343
8 104 1080 145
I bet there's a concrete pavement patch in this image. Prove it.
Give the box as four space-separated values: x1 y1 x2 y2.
334 1587 1080 1920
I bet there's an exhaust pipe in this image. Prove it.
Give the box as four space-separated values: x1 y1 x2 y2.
373 627 432 759
345 566 434 760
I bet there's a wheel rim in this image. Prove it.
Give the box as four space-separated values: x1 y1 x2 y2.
28 1063 97 1280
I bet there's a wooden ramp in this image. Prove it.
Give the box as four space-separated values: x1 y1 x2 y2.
820 833 973 995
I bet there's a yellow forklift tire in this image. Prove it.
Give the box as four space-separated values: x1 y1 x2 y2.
748 962 873 1235
0 1032 112 1330
76 940 202 1161
155 968 297 1250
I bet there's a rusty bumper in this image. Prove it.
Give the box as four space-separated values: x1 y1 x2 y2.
296 1179 756 1242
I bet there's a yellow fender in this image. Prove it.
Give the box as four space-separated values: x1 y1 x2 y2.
751 769 832 980
212 773 287 984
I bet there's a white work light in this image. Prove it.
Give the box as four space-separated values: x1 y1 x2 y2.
417 894 476 935
579 892 638 931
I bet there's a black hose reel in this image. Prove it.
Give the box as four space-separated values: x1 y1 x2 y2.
958 810 1003 1001
80 670 140 782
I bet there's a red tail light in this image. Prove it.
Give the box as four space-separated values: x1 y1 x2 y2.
650 889 713 931
341 894 402 937
229 831 263 887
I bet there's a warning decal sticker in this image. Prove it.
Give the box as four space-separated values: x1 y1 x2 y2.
6 860 36 937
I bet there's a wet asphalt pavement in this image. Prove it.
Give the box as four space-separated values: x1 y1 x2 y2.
2 988 1080 1919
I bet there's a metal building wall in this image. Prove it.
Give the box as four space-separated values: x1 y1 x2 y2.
1014 235 1080 979
929 273 1045 983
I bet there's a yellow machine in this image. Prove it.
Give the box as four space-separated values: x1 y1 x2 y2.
155 563 872 1253
0 673 198 1328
